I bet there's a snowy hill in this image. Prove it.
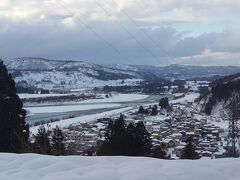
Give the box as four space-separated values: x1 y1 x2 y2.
198 73 240 116
1 153 240 180
106 64 240 80
3 57 240 90
4 57 142 90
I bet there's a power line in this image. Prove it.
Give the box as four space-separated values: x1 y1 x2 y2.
110 0 175 62
93 0 162 63
54 1 132 63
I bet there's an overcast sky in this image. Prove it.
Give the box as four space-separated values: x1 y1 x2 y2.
0 0 240 66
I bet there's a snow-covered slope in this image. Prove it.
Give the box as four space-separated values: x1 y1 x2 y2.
107 64 240 80
0 153 240 180
4 57 142 90
4 57 61 70
3 57 240 90
199 73 240 116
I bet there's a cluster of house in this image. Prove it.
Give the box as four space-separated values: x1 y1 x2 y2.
61 104 228 158
61 89 229 158
146 116 227 158
62 119 109 154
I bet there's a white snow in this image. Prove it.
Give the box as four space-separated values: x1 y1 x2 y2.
20 93 148 104
30 107 132 134
18 94 68 99
0 153 240 180
79 94 149 103
6 57 143 90
171 92 199 104
145 115 167 122
26 104 121 114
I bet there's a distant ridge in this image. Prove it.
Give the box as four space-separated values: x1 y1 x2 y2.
2 57 240 90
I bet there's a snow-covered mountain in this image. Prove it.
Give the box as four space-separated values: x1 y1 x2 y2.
106 63 240 80
3 57 240 90
4 57 143 90
198 73 240 115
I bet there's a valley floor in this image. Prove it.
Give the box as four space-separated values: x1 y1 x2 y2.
0 153 239 180
25 93 151 126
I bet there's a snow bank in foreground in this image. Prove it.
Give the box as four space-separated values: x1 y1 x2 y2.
79 94 149 103
30 107 132 134
26 104 121 114
0 153 239 180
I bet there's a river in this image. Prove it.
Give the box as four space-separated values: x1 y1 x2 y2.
26 94 171 125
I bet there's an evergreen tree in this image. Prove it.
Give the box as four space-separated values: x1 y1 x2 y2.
133 121 152 156
34 125 51 154
124 122 152 156
98 115 126 155
150 105 158 116
159 97 170 109
52 126 65 156
0 61 29 152
98 116 152 156
138 105 149 115
125 123 136 155
181 137 199 159
138 105 145 114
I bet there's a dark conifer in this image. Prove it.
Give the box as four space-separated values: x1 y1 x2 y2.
34 125 51 154
150 105 158 116
98 116 152 156
0 61 29 152
98 115 126 155
159 97 170 109
134 121 152 156
138 105 149 115
138 105 145 114
52 126 65 156
181 137 199 159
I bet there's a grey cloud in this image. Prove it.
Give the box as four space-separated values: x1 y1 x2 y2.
172 33 220 57
0 16 181 65
0 0 240 66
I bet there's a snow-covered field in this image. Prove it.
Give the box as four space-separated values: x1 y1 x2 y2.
27 93 149 132
80 94 149 103
30 107 132 134
1 153 240 180
171 92 199 104
20 93 148 103
26 104 121 114
18 94 68 99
